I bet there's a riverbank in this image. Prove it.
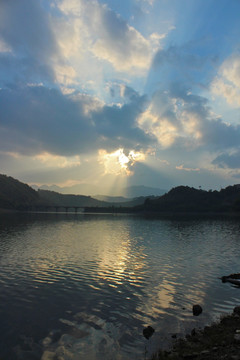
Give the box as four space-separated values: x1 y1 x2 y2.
152 307 240 359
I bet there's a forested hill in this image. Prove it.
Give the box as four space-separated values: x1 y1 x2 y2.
38 189 110 208
141 185 240 213
0 174 40 210
1 173 240 213
0 174 147 210
0 174 111 210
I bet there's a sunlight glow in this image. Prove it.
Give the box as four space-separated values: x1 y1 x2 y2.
98 148 145 176
34 152 81 168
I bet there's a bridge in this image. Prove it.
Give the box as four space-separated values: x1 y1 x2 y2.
29 205 85 213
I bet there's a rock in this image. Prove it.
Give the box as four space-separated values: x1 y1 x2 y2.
143 326 155 340
192 305 202 316
42 337 52 347
234 334 240 343
183 353 198 359
41 351 56 360
201 350 210 355
234 306 240 316
171 333 177 339
49 329 62 343
191 328 196 336
59 318 76 327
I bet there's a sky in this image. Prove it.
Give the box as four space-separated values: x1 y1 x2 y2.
0 0 240 195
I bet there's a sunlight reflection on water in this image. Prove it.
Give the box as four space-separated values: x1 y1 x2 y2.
0 213 240 359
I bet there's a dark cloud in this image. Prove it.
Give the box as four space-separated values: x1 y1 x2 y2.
0 0 59 85
202 120 240 151
0 53 54 86
212 150 240 169
0 85 155 156
146 41 217 98
147 82 240 157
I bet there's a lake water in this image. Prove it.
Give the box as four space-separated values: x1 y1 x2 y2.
0 212 240 360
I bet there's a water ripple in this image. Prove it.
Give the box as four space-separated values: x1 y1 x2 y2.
0 215 240 359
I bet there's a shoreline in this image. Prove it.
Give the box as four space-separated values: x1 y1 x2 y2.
1 206 240 218
151 306 240 359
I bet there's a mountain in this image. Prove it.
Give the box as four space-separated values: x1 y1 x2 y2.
121 185 166 198
32 183 167 197
140 185 240 213
37 189 110 208
0 174 40 210
93 194 159 207
31 183 100 195
0 174 110 210
38 190 151 208
0 174 150 210
3 173 240 214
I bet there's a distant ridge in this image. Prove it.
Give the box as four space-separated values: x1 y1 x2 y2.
0 174 152 210
122 185 166 198
2 173 240 214
32 183 167 198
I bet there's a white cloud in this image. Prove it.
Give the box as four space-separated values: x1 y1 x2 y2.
34 152 81 168
137 89 204 149
0 37 12 53
98 148 145 176
92 25 151 72
54 0 163 80
138 107 178 147
211 54 240 107
180 110 202 141
176 164 200 172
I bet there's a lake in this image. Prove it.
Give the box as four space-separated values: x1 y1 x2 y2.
0 212 240 359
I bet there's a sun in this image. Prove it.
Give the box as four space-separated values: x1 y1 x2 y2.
116 149 130 170
98 148 145 176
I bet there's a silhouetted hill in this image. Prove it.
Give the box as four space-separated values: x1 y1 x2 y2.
92 194 156 206
1 174 240 214
38 189 110 207
0 174 150 210
140 185 240 213
0 174 40 210
32 183 167 197
38 190 151 208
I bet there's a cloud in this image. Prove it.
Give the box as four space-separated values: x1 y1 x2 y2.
56 0 160 74
153 45 204 70
98 148 145 176
151 42 215 88
0 38 12 53
211 53 240 107
0 84 154 157
176 165 200 172
0 0 59 85
212 150 240 169
34 153 81 169
138 83 240 156
138 86 205 148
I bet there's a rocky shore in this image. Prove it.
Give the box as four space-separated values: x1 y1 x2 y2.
152 306 240 360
